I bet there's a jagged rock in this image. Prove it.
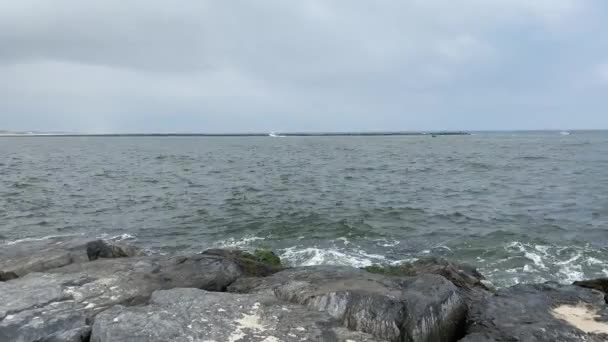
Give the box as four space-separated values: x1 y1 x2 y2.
86 239 143 260
364 256 492 292
574 278 608 303
91 288 382 342
0 237 142 279
0 271 18 281
0 237 90 278
253 249 282 267
0 251 280 341
41 326 92 342
229 265 467 342
201 249 283 275
460 282 608 342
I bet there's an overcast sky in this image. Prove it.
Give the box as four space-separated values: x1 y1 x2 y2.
1 1 607 133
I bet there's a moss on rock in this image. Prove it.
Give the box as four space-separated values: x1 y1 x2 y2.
253 249 282 267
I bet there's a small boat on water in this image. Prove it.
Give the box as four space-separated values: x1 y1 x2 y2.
560 131 571 136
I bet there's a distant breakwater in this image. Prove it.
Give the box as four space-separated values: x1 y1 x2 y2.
0 131 471 137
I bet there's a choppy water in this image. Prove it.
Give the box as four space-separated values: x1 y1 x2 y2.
1 132 607 286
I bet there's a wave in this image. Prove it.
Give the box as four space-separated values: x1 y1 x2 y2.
481 241 608 286
97 233 137 241
215 235 266 248
3 232 139 246
279 246 413 268
3 233 84 246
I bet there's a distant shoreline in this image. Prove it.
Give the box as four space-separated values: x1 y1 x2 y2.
0 131 471 137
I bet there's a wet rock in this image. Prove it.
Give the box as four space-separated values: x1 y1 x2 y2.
86 239 143 260
91 288 382 342
364 256 491 292
0 271 18 281
0 251 280 341
41 326 92 342
253 248 282 267
460 282 608 342
201 248 283 276
229 265 467 342
574 278 608 303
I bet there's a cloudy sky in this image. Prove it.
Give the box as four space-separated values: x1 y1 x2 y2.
1 1 607 133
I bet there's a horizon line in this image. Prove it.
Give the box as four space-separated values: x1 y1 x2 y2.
0 129 605 137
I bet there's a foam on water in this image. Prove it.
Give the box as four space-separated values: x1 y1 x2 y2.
481 241 607 287
3 233 83 246
280 246 391 268
98 233 137 241
216 236 266 248
1 133 608 288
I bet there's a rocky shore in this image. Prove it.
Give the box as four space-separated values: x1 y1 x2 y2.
1 237 607 341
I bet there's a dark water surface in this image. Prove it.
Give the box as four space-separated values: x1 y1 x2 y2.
1 132 607 286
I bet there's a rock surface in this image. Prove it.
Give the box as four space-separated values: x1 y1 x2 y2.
574 278 608 303
364 257 492 293
0 249 279 341
0 237 91 279
0 237 143 280
85 239 143 261
229 265 467 342
3 238 607 342
91 288 382 342
460 282 608 341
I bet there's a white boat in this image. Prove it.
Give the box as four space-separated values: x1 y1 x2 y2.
560 131 571 136
268 132 278 137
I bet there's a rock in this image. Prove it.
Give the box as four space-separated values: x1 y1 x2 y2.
253 249 282 267
478 280 495 292
0 237 90 278
91 288 382 342
41 326 92 342
0 271 18 282
460 282 608 341
574 278 608 303
201 248 283 276
0 251 280 341
0 237 142 279
229 265 467 342
364 256 491 292
86 239 143 260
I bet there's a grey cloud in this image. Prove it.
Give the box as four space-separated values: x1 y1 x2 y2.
0 0 607 132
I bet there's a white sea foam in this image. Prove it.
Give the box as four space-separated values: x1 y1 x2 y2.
279 246 389 268
493 241 605 286
336 237 350 246
374 239 400 247
558 263 585 283
4 233 83 246
98 233 137 241
216 236 266 248
586 257 604 265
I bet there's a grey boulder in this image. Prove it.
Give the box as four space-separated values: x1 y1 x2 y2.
91 288 382 342
574 278 608 303
460 282 608 341
0 237 143 280
0 251 279 342
86 239 144 261
229 265 467 342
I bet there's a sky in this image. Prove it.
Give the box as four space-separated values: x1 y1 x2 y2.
1 0 607 133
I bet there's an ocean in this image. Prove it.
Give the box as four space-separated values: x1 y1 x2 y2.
1 131 607 287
